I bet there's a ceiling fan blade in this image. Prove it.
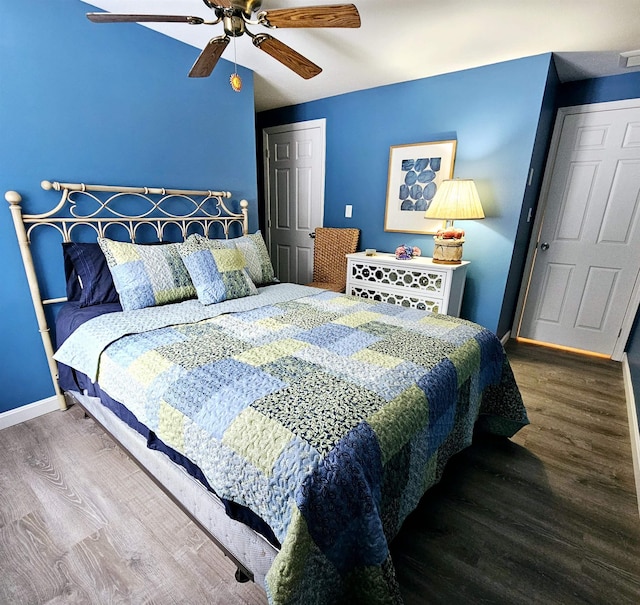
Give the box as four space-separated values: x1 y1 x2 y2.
202 0 233 8
260 4 361 28
253 34 322 79
189 36 230 77
87 13 205 24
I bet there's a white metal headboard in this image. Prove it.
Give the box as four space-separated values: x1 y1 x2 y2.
5 180 250 411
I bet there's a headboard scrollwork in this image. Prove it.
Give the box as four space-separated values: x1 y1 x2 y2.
26 180 248 243
5 180 250 411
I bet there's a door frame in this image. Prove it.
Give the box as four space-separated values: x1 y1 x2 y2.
513 98 640 361
262 118 326 256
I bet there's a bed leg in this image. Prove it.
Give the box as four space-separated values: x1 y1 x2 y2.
63 391 88 418
56 392 69 410
234 568 251 583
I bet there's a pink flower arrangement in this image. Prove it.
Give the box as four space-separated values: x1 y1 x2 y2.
395 244 421 260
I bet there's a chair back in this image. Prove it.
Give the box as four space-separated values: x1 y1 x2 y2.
310 227 360 292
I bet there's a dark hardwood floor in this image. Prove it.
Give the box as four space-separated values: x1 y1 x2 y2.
1 341 639 604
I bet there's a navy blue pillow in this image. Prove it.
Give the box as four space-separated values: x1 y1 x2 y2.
62 242 120 307
63 245 83 303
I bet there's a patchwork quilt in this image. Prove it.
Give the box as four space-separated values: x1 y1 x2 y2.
55 286 528 604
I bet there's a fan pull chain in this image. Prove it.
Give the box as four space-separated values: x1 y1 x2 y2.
230 36 242 92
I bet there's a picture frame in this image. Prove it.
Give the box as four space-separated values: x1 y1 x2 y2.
384 139 457 234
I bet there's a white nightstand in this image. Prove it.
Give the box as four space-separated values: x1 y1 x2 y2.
346 252 469 317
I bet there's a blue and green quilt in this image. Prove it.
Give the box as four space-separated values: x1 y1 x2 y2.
55 285 528 604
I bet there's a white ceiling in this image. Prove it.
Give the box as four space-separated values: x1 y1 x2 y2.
82 0 640 112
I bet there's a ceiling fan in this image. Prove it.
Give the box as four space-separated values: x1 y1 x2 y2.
87 1 361 80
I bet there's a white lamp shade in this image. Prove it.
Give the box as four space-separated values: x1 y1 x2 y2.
425 179 485 220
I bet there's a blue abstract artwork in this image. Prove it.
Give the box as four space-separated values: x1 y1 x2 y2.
385 140 456 234
399 157 441 212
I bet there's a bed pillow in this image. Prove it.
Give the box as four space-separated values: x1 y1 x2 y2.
98 238 196 311
62 244 83 303
177 235 257 305
233 231 276 286
62 242 120 307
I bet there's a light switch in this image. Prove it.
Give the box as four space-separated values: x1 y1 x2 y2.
345 205 353 218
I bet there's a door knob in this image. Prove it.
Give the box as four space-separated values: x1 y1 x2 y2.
309 232 316 239
540 242 550 251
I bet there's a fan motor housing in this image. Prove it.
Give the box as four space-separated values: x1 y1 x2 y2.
223 13 246 36
235 1 264 17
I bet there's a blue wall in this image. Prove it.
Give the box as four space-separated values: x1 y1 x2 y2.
497 60 561 336
257 54 554 334
558 71 640 108
0 1 256 412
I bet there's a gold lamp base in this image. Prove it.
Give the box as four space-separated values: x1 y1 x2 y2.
432 237 464 264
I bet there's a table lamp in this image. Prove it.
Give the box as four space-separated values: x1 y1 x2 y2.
424 178 485 264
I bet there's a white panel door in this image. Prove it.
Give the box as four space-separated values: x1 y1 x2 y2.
263 120 325 284
518 102 640 356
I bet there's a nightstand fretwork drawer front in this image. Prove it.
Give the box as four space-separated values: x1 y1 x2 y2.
349 261 446 296
350 285 440 312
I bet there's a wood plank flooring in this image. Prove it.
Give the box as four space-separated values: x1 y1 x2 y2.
1 340 639 604
392 341 640 604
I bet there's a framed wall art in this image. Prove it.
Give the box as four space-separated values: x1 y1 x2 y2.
384 139 457 234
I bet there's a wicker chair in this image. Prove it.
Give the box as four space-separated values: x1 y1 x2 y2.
306 227 360 292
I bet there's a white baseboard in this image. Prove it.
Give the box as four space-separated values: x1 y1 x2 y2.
0 396 60 431
500 330 511 346
622 354 640 520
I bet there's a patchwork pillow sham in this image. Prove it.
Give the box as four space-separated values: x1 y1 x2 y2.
233 230 276 286
177 235 257 305
62 242 120 307
98 238 196 311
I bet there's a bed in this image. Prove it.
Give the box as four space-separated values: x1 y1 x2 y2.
6 180 529 604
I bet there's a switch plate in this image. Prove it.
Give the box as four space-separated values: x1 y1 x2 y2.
345 204 352 218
